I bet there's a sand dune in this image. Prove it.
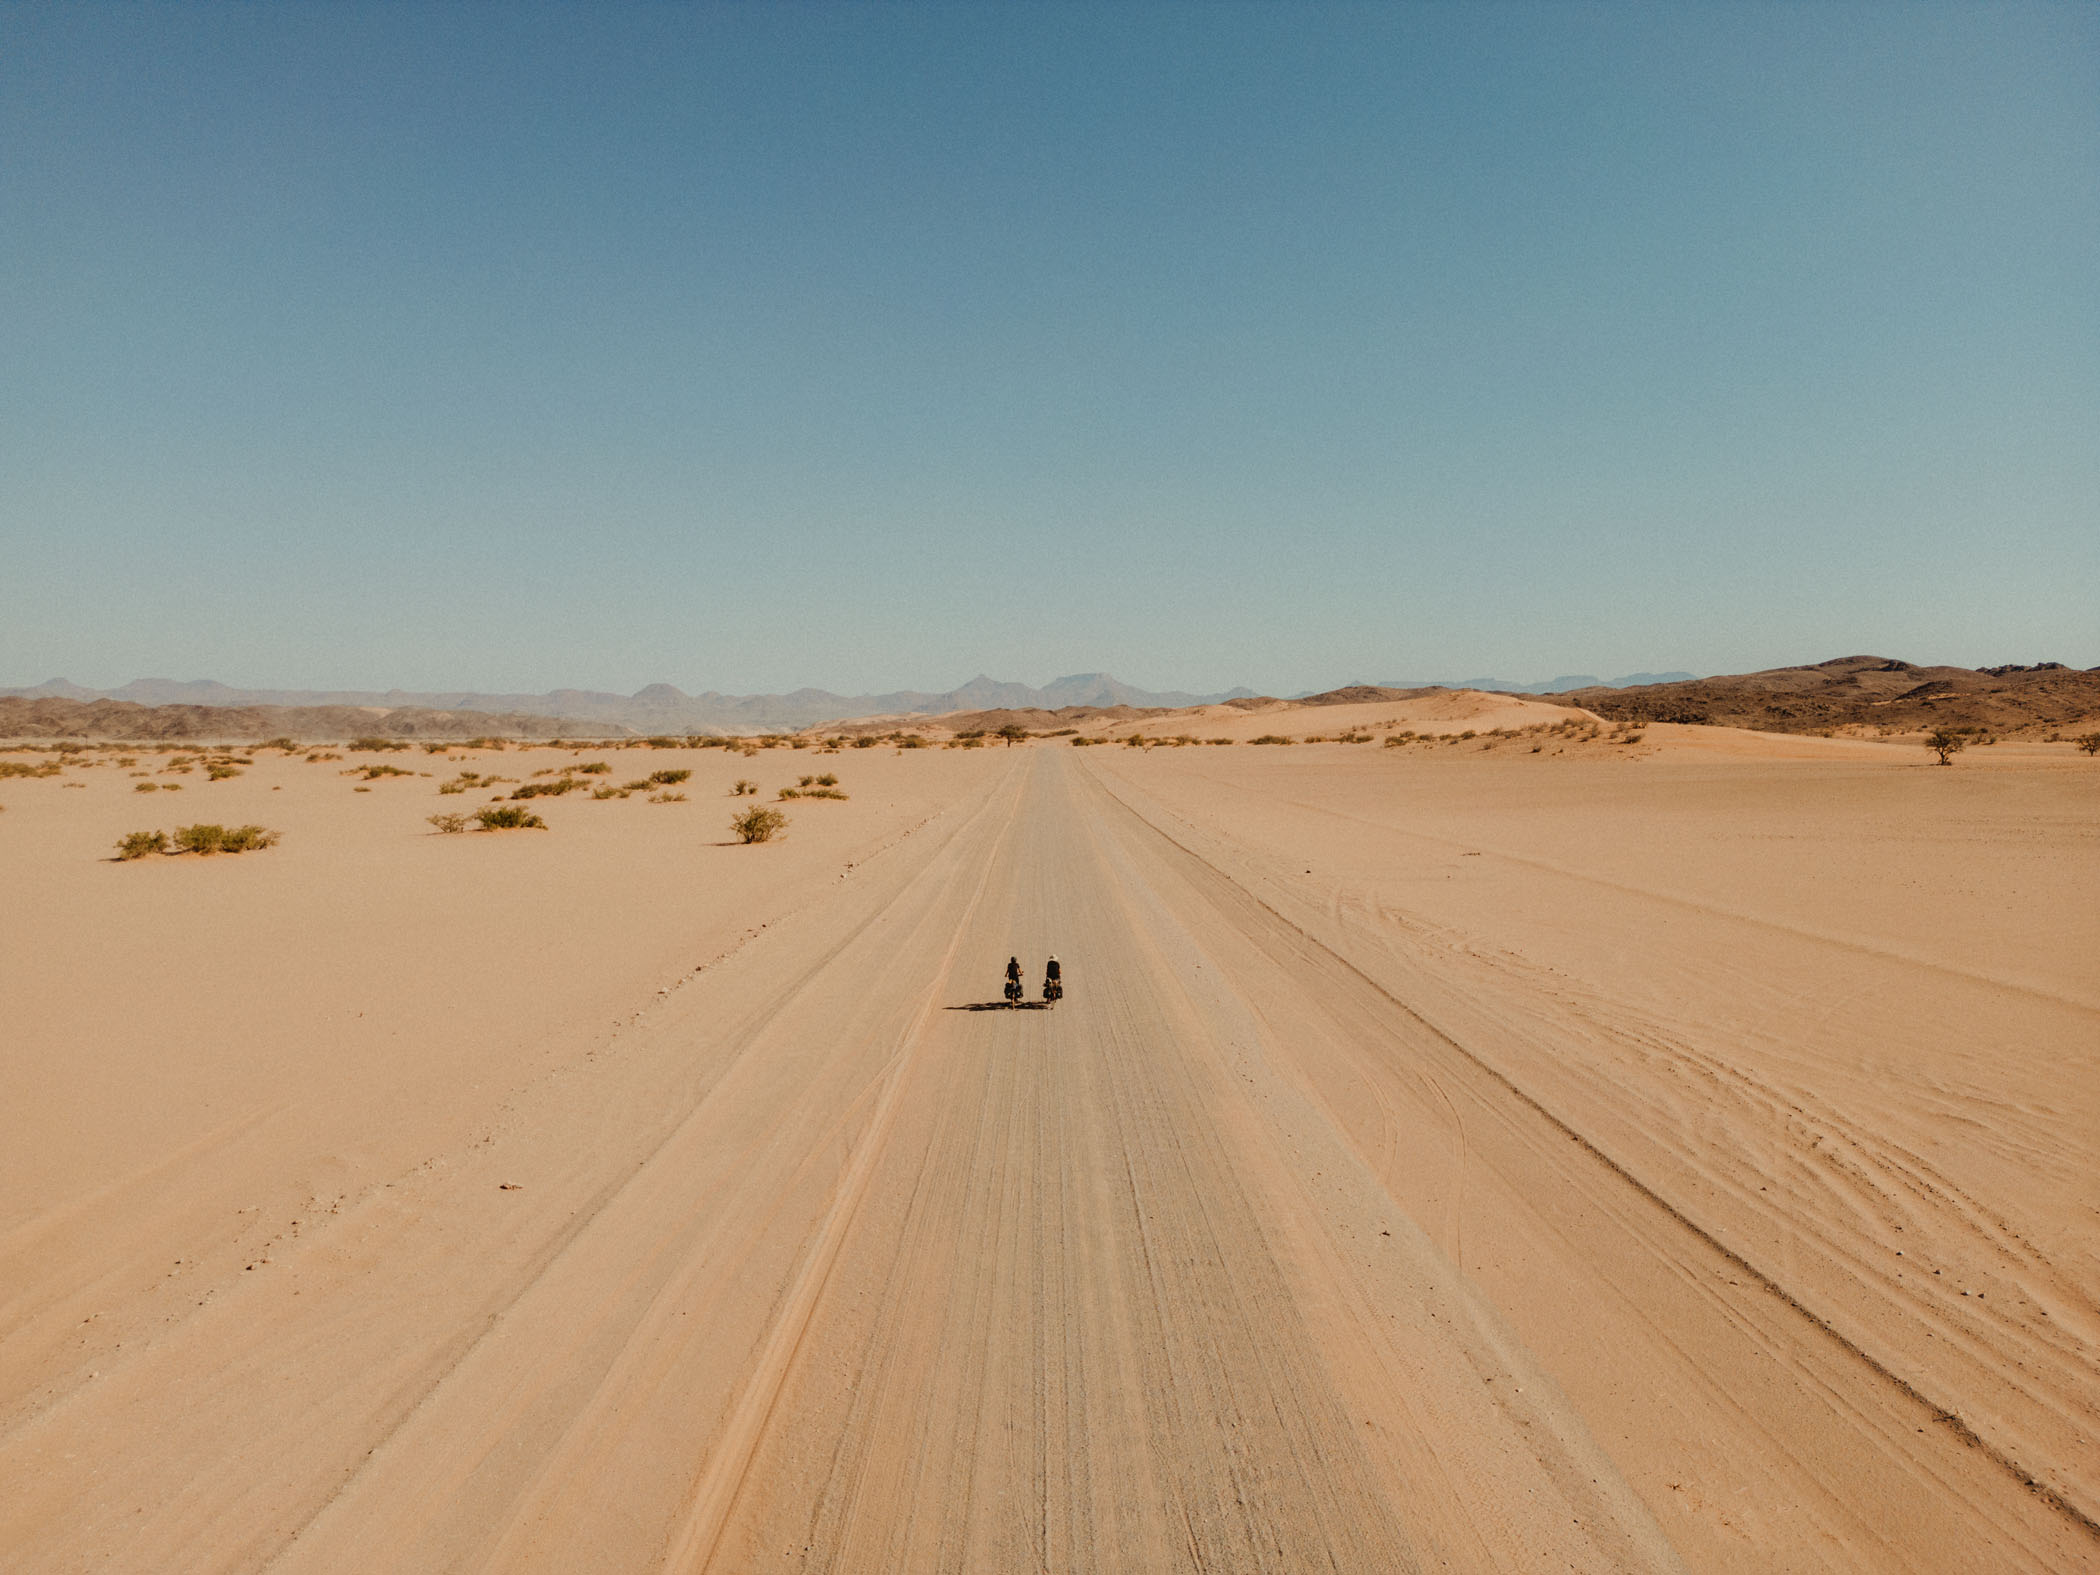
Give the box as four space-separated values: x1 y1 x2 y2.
1 736 2092 1569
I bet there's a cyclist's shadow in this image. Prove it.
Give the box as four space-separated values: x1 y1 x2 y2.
948 1000 1052 1011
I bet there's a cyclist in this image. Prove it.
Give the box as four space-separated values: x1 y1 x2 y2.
1005 956 1022 1003
1043 955 1062 1000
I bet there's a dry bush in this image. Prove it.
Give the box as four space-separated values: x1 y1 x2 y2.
577 761 611 774
0 760 61 779
731 779 758 796
171 823 279 855
473 804 545 830
115 829 168 860
206 764 242 780
853 737 878 749
731 805 787 843
649 789 687 803
351 763 413 781
349 737 409 752
1249 734 1293 746
648 768 691 785
2076 733 2100 756
134 781 161 792
428 812 469 834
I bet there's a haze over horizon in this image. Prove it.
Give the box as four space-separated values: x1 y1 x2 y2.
6 4 2095 694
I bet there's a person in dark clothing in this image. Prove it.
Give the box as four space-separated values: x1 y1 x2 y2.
1005 955 1023 1003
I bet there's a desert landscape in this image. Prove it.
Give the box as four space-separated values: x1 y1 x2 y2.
3 687 2094 1572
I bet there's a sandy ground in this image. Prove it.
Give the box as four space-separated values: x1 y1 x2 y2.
1 730 2094 1571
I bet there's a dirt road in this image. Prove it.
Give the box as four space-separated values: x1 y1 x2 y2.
2 745 2090 1570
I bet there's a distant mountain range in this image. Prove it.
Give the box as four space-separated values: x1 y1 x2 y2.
1361 671 1696 695
0 673 1260 734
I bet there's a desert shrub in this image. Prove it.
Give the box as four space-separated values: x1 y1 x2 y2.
732 805 787 843
464 737 508 750
349 737 409 752
956 730 985 741
0 760 61 778
510 777 580 799
649 789 687 803
803 786 848 799
1302 735 1327 744
1249 735 1293 746
621 779 651 791
1338 732 1372 743
815 773 837 786
428 812 469 833
791 738 809 749
731 779 758 796
590 785 629 799
134 781 160 792
1069 736 1099 746
437 778 467 794
1123 735 1146 748
115 829 169 860
1926 728 1969 765
353 763 413 780
648 768 691 785
645 736 680 749
959 738 982 748
257 737 297 753
421 741 454 754
2076 733 2100 756
577 761 611 774
206 764 242 780
853 736 878 748
897 735 925 749
171 823 278 855
473 804 545 830
777 786 800 799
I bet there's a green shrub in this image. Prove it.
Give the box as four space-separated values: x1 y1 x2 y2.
802 786 848 799
777 786 800 799
349 737 409 752
897 735 925 749
853 736 878 749
134 781 160 792
815 773 838 786
428 812 469 833
731 805 787 843
115 829 169 860
0 760 61 778
171 823 279 855
473 804 545 830
648 768 691 785
1249 734 1292 746
577 761 611 774
206 764 242 780
510 777 581 799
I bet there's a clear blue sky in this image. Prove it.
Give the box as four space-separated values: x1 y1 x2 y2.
4 2 2094 696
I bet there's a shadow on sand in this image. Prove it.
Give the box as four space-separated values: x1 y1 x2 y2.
948 1000 1055 1012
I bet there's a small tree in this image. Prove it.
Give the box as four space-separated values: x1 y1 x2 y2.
1926 728 1968 766
731 805 787 843
997 723 1029 748
2077 733 2100 756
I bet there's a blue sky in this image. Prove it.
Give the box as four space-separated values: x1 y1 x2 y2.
4 2 2094 696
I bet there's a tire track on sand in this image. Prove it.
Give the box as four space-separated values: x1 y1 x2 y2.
656 780 1026 1574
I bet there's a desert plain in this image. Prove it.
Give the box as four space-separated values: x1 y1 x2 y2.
1 697 2095 1572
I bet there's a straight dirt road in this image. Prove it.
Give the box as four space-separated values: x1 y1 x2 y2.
2 745 2091 1571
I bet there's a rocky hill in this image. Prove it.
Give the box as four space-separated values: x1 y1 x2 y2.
1558 656 2100 735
